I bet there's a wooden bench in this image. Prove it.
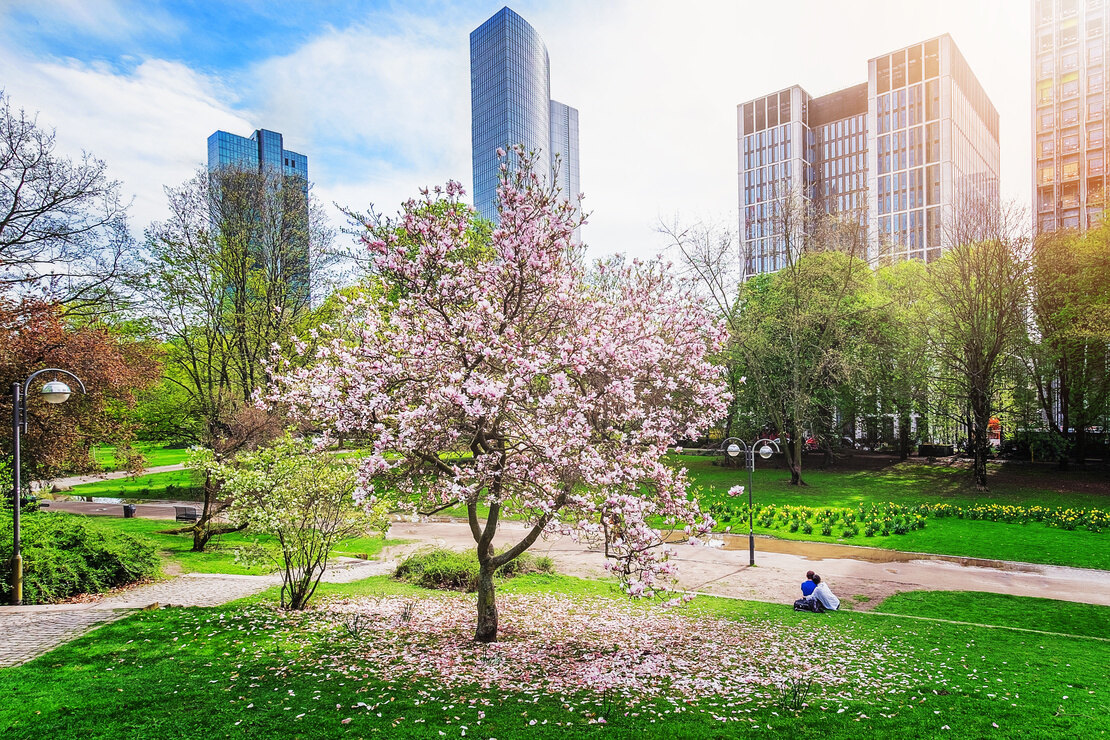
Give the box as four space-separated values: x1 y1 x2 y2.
174 506 199 523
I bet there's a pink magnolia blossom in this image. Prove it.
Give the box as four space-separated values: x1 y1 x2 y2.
269 147 730 639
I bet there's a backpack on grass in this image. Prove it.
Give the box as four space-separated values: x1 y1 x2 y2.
793 596 826 613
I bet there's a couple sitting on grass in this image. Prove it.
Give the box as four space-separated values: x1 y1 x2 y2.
794 570 840 612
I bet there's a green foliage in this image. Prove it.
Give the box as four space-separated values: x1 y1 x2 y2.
393 547 554 592
206 431 385 609
0 512 158 603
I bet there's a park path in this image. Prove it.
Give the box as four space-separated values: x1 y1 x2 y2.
0 557 394 668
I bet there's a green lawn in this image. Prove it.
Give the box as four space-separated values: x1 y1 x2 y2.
59 469 202 501
47 514 401 578
680 455 1110 510
681 455 1110 570
0 575 1104 739
92 443 193 471
874 591 1110 639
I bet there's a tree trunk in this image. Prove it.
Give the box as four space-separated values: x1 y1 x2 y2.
898 412 912 461
474 554 498 643
969 395 991 491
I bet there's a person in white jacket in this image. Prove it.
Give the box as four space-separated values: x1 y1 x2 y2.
810 574 840 611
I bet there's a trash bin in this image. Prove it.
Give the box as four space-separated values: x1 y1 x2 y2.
123 504 137 518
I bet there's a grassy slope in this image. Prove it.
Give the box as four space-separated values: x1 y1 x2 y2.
875 591 1110 639
48 514 397 577
681 455 1110 570
58 470 201 500
679 455 1110 510
0 575 1104 739
92 443 192 471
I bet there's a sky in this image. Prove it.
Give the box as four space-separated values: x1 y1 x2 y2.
0 0 1031 263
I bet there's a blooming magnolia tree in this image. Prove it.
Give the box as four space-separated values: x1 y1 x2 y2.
270 150 729 641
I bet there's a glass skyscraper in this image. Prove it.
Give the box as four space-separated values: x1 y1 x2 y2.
206 128 311 299
1033 0 1109 233
470 7 580 225
737 34 999 276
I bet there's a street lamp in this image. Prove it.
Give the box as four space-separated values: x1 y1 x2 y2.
721 436 781 567
10 369 86 605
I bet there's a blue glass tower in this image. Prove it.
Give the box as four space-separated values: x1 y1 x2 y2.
471 7 580 225
207 128 308 184
206 128 311 300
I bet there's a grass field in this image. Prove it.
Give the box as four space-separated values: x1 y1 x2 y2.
874 591 1110 639
681 455 1110 570
0 574 1104 739
92 443 192 471
57 469 202 501
44 514 397 578
679 455 1110 510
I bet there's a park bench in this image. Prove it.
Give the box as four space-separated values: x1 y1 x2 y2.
174 506 199 523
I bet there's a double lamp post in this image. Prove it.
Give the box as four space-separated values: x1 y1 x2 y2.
9 369 85 606
722 436 780 567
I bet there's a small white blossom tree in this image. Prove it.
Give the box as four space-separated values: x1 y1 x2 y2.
208 431 384 610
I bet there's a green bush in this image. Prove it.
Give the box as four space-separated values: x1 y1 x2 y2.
394 547 554 592
0 513 159 604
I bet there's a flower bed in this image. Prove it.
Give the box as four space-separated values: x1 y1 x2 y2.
705 501 1109 536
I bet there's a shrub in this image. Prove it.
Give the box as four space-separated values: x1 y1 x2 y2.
802 522 813 535
394 547 554 592
0 513 158 604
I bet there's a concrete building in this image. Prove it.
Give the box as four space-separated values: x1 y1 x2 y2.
737 34 1000 277
1033 0 1110 232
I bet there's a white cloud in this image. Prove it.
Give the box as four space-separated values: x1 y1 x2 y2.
0 51 253 234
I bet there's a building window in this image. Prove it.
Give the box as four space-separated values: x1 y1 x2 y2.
1040 110 1055 131
1089 98 1104 120
1063 133 1080 152
1090 71 1104 92
1089 125 1104 146
1039 165 1055 184
1062 51 1079 70
1062 104 1080 126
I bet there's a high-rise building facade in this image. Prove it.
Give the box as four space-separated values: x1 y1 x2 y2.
208 128 308 181
1033 0 1110 233
470 7 580 224
206 128 311 299
737 34 1000 277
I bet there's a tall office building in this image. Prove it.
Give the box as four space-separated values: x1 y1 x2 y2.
1033 0 1109 233
737 34 1000 276
471 7 581 225
206 128 310 299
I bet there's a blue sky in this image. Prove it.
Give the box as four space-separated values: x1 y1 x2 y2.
0 0 1030 261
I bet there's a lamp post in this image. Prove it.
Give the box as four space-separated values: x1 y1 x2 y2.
721 436 781 566
10 369 86 605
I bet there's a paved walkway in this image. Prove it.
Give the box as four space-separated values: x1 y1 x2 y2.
0 557 393 668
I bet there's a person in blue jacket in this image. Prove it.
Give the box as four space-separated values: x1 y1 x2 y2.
800 570 816 597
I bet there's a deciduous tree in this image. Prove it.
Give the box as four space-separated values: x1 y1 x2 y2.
270 150 728 642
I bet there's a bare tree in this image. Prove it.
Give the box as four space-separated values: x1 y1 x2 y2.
0 91 132 312
138 166 335 549
927 199 1029 489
